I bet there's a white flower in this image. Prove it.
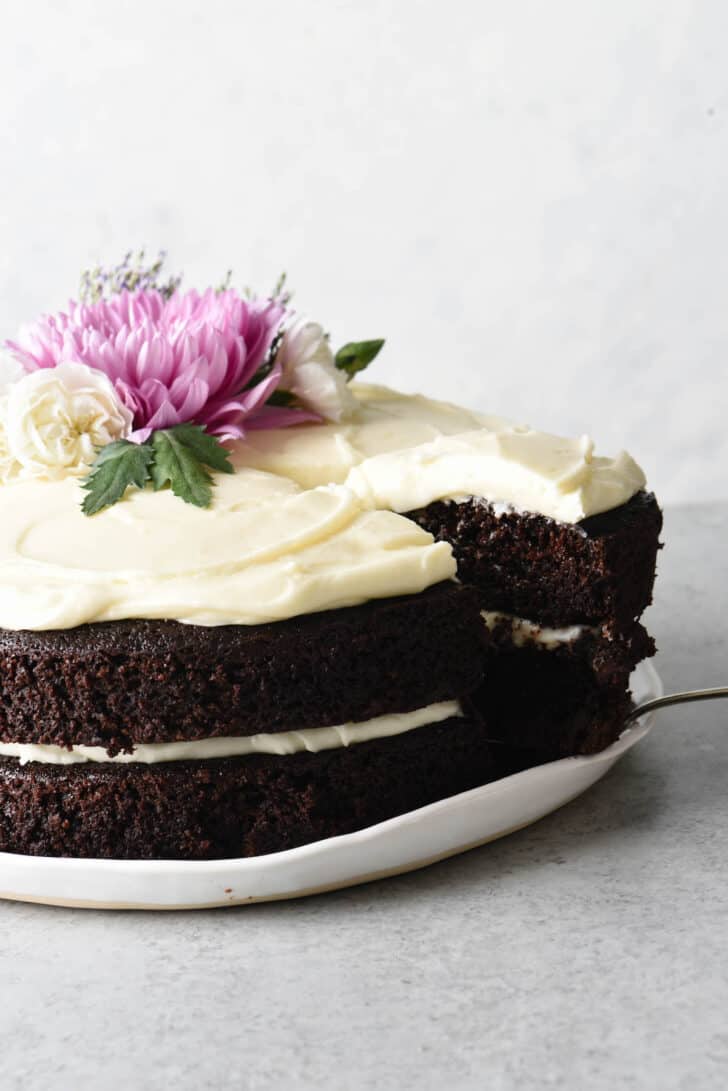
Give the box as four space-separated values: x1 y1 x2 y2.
277 319 358 422
2 361 134 480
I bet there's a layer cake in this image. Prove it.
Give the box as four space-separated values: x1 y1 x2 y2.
0 269 662 860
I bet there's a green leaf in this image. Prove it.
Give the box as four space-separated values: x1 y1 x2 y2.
81 440 154 516
161 424 234 474
334 339 385 380
150 425 233 508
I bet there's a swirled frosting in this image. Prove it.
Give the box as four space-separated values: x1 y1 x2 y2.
234 383 506 486
239 384 646 523
0 383 647 631
0 468 454 630
344 427 646 523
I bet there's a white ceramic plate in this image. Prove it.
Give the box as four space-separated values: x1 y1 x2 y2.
0 662 662 910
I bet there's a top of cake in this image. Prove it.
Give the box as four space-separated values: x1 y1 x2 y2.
236 382 646 523
0 469 456 630
0 253 647 631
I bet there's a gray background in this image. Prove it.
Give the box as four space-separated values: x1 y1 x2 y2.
1 1 727 502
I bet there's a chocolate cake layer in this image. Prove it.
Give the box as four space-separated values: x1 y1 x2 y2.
484 616 655 685
475 674 629 758
0 581 485 755
471 621 654 757
409 490 662 628
0 714 495 860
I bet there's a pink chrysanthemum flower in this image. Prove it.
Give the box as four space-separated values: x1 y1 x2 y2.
6 288 317 441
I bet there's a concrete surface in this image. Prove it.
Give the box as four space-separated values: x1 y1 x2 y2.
0 500 725 1090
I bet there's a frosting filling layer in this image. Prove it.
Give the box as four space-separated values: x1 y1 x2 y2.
481 610 596 649
0 701 463 766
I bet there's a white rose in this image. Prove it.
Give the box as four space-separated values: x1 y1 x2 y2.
4 361 134 479
277 319 358 422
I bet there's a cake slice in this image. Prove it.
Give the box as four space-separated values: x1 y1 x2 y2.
238 382 662 761
343 417 662 759
408 491 662 630
409 493 662 760
472 614 655 762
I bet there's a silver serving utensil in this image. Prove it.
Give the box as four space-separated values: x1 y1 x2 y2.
625 686 728 726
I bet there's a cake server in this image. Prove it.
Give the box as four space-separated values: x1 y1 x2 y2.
625 686 728 725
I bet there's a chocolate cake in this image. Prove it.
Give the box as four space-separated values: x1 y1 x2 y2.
0 586 493 860
0 713 496 860
0 457 497 858
320 390 662 762
409 491 663 629
0 270 662 862
473 617 655 759
405 492 662 758
0 582 483 754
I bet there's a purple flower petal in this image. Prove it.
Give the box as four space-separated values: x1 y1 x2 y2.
3 287 295 437
145 400 184 432
246 405 322 430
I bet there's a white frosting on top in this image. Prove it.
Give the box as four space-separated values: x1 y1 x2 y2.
235 383 506 486
238 383 646 523
0 382 647 631
344 425 645 523
0 468 454 630
0 700 461 765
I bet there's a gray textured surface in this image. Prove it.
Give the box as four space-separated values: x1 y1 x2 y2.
0 503 725 1091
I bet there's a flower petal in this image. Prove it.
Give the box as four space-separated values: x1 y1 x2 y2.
2 287 297 438
245 405 322 430
144 400 184 432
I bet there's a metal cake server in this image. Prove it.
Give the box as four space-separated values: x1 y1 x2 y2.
625 686 728 726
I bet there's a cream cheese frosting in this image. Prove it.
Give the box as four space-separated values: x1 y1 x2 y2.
234 383 507 486
0 383 647 631
236 383 646 523
0 468 454 630
0 700 462 765
480 610 596 650
345 430 645 523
